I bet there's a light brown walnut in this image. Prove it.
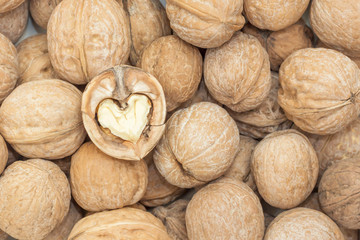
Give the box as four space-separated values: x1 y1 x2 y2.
30 0 62 29
204 32 271 113
0 0 25 13
166 0 245 48
235 120 293 139
154 102 240 188
278 48 360 135
47 0 130 84
178 80 219 109
0 159 70 240
186 177 264 240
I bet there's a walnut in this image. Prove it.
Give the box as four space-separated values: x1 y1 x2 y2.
278 48 360 135
0 0 25 13
138 35 202 112
178 80 219 109
154 102 239 188
186 177 264 240
244 0 310 31
204 32 271 113
319 158 360 229
0 135 7 176
68 207 171 239
165 0 245 48
70 142 148 212
81 65 166 160
30 0 61 29
264 208 345 239
251 130 318 209
235 120 293 139
0 80 86 159
47 0 130 84
0 159 70 240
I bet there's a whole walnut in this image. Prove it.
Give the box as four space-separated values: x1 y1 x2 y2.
154 102 240 188
0 159 70 240
251 130 318 209
204 32 271 113
68 207 171 239
30 0 62 29
244 0 310 31
278 48 360 135
0 0 28 43
70 142 148 212
0 80 86 159
47 0 131 84
123 0 171 65
264 208 345 240
17 34 58 85
319 158 360 229
166 0 245 48
186 177 264 240
138 35 202 112
0 0 25 13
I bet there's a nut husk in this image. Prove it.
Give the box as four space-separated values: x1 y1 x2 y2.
30 0 62 29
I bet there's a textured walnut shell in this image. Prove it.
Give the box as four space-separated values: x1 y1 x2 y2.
264 208 345 240
244 0 310 31
70 142 148 212
17 34 58 85
204 32 271 113
47 0 130 84
138 35 202 112
68 207 171 240
278 48 360 135
30 0 61 29
151 199 188 240
186 177 264 240
0 79 86 159
0 0 25 13
319 158 360 229
235 119 293 139
43 202 83 240
0 136 7 176
0 159 70 240
123 0 171 65
178 80 219 109
154 102 240 188
166 0 245 48
252 130 318 209
82 65 166 160
0 0 28 43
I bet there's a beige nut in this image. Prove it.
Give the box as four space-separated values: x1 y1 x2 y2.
278 48 360 135
251 130 318 209
166 0 245 48
235 119 293 139
178 80 219 109
244 0 310 31
138 35 202 112
0 0 25 13
0 135 7 176
47 0 130 84
30 0 62 29
204 32 271 113
82 65 166 160
264 208 345 240
186 177 264 240
70 142 148 212
68 207 171 240
0 79 86 159
154 102 240 188
0 159 70 240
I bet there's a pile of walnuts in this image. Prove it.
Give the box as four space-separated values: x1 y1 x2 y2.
0 0 359 239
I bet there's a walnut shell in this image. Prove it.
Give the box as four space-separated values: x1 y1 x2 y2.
17 34 58 85
124 0 171 65
278 48 360 135
319 158 360 229
154 102 240 188
47 0 131 84
68 207 171 240
264 208 345 240
244 0 310 31
0 0 25 13
178 80 219 109
166 0 245 48
0 79 86 159
151 199 188 240
0 135 7 175
138 35 202 112
235 119 293 139
251 130 318 209
186 177 264 240
30 0 61 29
82 65 166 160
70 142 148 212
204 32 271 113
0 0 28 43
0 159 70 240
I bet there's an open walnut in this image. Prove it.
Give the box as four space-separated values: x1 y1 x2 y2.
82 65 166 160
30 0 62 29
0 0 25 13
47 0 130 84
